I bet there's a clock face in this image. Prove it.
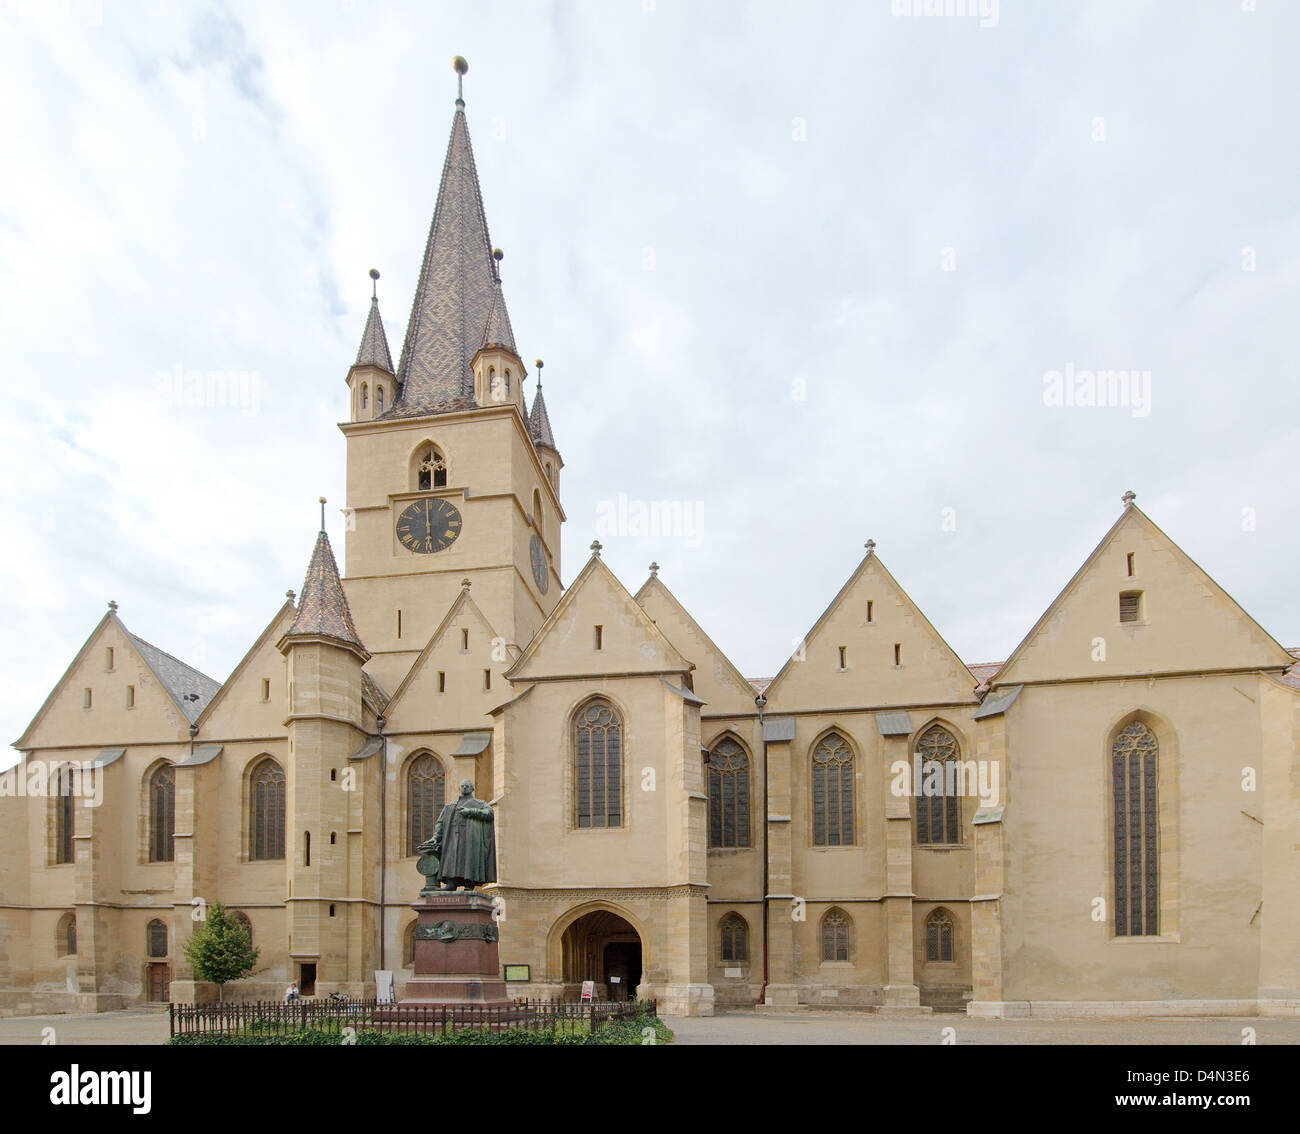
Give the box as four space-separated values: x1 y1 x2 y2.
396 497 462 554
529 533 548 593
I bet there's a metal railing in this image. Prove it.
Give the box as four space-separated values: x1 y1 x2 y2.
169 996 656 1039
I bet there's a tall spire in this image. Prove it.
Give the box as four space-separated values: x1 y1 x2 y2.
391 56 515 417
355 268 394 372
283 511 368 658
528 358 558 452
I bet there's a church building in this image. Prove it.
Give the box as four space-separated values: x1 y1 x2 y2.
2 65 1298 1019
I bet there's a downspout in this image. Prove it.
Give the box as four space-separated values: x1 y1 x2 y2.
377 715 387 974
756 693 768 1005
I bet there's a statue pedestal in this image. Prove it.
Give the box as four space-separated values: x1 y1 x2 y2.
399 891 512 1007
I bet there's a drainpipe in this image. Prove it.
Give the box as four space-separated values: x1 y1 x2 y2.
756 693 768 1005
377 715 387 974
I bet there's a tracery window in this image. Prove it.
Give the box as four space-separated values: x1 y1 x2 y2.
415 444 448 491
925 908 955 963
708 737 751 848
1113 721 1159 936
915 724 961 845
148 764 175 863
408 752 446 855
811 732 855 846
720 913 749 963
821 908 850 962
574 699 622 828
251 758 286 861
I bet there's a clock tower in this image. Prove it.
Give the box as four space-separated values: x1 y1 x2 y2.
339 61 563 692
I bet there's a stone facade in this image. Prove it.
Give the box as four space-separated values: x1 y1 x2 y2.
2 85 1298 1020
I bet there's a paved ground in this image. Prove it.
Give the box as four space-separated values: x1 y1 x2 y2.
0 1006 1296 1045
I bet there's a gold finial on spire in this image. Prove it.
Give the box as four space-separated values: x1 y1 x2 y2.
369 268 380 300
318 496 327 531
535 358 544 389
453 56 468 104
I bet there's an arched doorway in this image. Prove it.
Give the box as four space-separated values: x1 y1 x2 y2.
560 909 643 1002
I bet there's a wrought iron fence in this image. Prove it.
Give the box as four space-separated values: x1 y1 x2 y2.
169 997 656 1039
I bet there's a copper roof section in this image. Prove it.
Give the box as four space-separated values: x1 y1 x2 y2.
388 100 513 418
284 530 368 656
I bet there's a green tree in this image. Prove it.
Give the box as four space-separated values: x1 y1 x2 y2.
182 902 259 1002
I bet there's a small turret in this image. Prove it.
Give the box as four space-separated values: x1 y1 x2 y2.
347 269 395 422
471 249 526 413
528 359 562 494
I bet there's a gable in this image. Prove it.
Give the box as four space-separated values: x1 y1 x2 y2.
13 613 201 750
507 555 690 682
765 550 977 710
994 504 1295 686
384 588 513 730
635 575 757 715
195 602 294 737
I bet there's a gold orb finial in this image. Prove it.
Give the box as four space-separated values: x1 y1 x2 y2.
453 56 469 76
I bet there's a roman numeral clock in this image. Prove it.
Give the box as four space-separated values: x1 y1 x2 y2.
396 497 462 554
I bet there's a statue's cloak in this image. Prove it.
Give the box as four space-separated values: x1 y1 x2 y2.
432 796 497 884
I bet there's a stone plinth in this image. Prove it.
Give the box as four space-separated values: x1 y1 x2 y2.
400 891 511 1007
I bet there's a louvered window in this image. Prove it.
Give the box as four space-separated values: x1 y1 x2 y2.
708 737 751 848
925 908 955 962
148 765 175 863
821 908 850 961
915 725 961 845
811 732 855 846
1112 721 1159 936
1119 591 1142 622
574 699 622 828
251 758 286 860
408 753 446 855
720 913 748 962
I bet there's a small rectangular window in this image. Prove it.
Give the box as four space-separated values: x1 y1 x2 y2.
1126 552 1135 577
126 685 135 709
397 609 402 639
866 601 873 623
838 646 847 669
438 671 446 693
594 625 603 650
484 669 491 691
105 647 114 671
461 628 469 651
329 768 337 782
330 831 336 845
83 688 92 709
893 644 901 666
261 678 271 702
304 831 311 867
1120 591 1143 623
328 904 335 917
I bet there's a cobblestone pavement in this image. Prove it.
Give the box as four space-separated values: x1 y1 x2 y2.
661 1010 1300 1045
0 1006 1296 1045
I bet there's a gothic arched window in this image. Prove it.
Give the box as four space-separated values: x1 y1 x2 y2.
1113 720 1159 936
148 764 175 863
403 920 417 967
147 918 168 958
821 908 850 962
54 766 74 864
925 907 955 962
708 736 751 848
250 758 286 861
408 752 446 855
361 383 368 409
376 385 384 413
720 913 749 963
915 724 961 845
573 698 622 828
57 913 76 956
811 732 855 846
414 444 448 491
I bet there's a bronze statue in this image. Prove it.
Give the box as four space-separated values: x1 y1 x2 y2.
416 779 496 892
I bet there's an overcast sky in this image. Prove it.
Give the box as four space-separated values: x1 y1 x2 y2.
2 0 1297 765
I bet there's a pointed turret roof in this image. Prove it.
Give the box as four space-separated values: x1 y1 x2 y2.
480 280 516 353
528 383 557 451
283 528 368 658
355 293 394 373
389 82 513 418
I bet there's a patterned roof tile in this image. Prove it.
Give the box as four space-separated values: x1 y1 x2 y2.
355 295 394 372
285 530 367 655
